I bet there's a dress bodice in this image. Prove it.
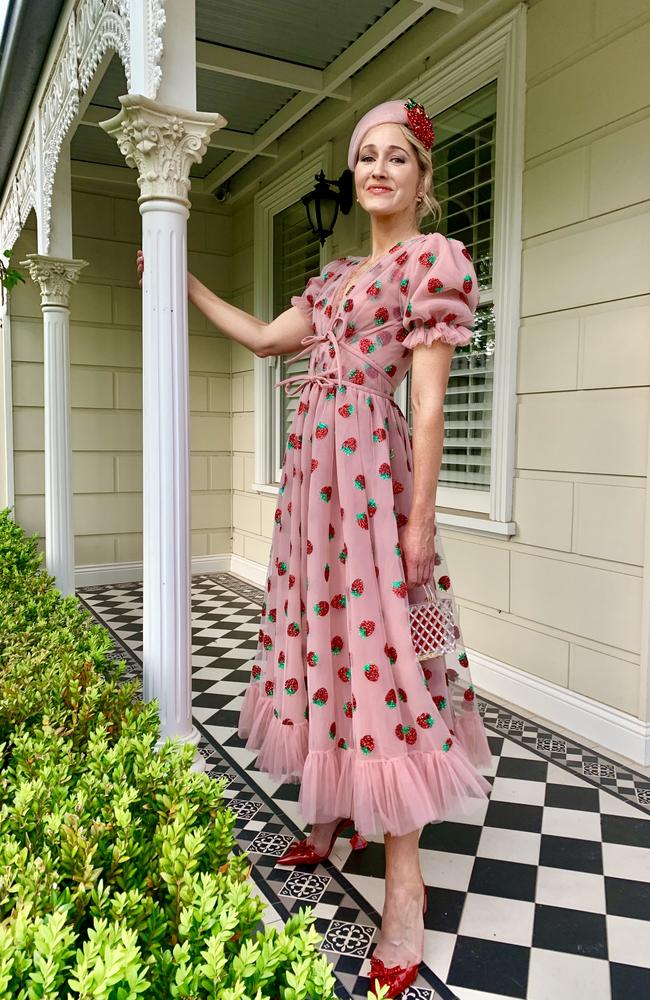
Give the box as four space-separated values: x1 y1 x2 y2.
278 232 479 401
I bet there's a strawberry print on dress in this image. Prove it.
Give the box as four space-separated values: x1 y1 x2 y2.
238 232 492 836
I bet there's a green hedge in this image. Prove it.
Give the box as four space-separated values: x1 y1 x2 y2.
0 509 339 999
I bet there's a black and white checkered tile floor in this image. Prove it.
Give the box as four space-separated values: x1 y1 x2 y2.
78 573 650 1000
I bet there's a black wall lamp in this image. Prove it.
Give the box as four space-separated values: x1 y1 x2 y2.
302 169 354 245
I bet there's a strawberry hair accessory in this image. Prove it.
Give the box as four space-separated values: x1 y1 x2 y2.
405 98 435 150
347 98 435 170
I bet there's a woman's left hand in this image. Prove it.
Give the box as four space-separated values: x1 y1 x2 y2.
399 514 436 589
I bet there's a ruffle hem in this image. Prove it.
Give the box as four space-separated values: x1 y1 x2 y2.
402 321 473 349
239 683 492 837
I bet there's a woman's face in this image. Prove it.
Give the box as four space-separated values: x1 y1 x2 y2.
354 122 421 224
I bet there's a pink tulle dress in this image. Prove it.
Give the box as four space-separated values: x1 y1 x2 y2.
238 232 492 836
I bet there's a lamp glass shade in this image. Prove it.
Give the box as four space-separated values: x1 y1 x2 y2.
303 174 340 245
316 191 338 237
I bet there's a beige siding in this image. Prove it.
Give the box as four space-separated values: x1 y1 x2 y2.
9 184 233 566
515 0 650 717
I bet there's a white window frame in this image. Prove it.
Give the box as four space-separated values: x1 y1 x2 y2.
252 143 332 495
393 5 526 537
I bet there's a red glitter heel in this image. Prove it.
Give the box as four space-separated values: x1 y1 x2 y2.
277 818 367 866
350 831 369 851
368 884 427 998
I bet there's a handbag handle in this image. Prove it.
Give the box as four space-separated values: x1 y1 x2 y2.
421 581 438 603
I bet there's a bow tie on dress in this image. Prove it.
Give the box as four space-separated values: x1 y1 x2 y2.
274 319 345 397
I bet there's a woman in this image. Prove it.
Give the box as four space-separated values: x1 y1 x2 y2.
138 98 492 997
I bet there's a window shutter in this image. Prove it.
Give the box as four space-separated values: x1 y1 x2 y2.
439 300 495 490
407 81 497 496
272 203 321 456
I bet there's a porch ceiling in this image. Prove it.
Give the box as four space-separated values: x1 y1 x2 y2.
195 0 399 71
0 0 66 195
67 0 464 191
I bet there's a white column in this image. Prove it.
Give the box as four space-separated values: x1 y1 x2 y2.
140 194 195 748
20 255 88 596
101 96 225 750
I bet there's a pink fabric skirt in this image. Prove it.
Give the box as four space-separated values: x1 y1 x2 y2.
239 379 492 836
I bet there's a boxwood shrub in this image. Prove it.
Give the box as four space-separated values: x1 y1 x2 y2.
0 509 339 999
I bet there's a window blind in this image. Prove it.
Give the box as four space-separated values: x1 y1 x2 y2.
423 80 497 289
272 203 321 468
438 300 495 490
407 81 498 494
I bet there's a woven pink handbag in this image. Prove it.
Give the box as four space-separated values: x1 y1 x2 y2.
408 582 457 661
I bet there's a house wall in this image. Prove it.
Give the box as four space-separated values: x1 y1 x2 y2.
500 0 649 723
8 179 233 570
226 0 650 733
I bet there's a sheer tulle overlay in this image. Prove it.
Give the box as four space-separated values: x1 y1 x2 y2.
238 233 492 836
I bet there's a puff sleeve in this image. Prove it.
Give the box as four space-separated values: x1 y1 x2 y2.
290 260 341 325
401 235 479 348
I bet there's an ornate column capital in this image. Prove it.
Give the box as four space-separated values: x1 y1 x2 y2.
100 94 226 206
20 254 88 308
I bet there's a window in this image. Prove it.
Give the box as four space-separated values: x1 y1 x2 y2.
404 82 497 513
395 6 526 534
271 202 321 481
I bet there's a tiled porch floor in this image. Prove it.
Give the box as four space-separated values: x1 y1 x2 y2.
78 572 650 1000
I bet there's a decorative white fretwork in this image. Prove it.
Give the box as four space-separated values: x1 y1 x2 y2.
1 0 167 253
147 0 167 98
100 95 226 204
21 254 88 308
0 185 20 254
76 0 131 94
40 18 80 250
15 129 36 227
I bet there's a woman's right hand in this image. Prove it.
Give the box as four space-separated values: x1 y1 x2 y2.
136 250 144 288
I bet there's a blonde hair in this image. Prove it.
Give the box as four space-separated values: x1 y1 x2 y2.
396 124 441 227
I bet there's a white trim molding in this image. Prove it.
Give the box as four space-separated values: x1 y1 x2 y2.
74 552 232 587
436 511 516 538
470 647 650 767
230 552 268 590
73 552 257 589
252 142 332 488
129 0 167 98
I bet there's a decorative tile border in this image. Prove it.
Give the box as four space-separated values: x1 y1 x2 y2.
478 698 650 814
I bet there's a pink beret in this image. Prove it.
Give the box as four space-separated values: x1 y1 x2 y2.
347 98 435 170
